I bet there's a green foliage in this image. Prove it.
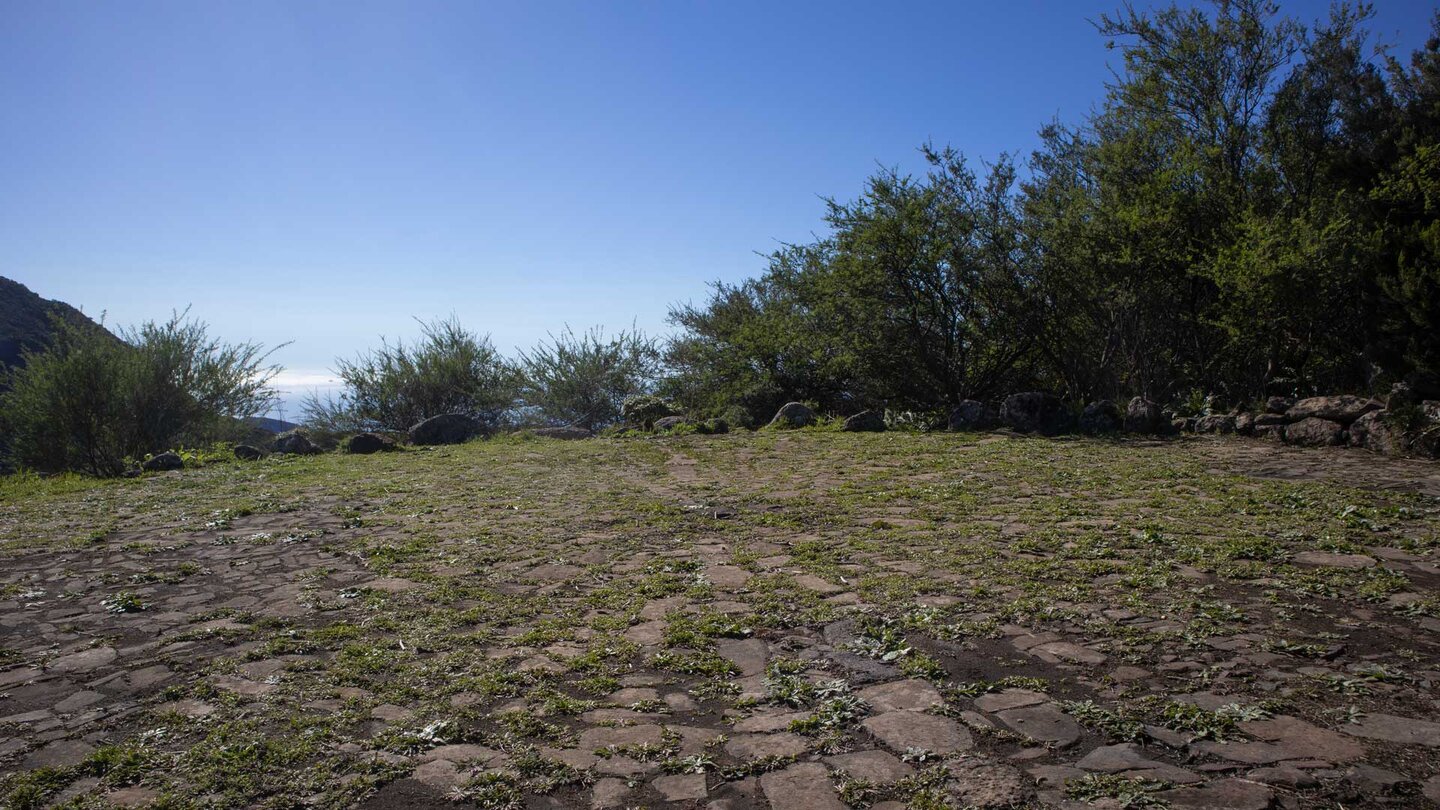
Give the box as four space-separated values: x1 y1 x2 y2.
0 311 280 476
304 316 518 432
619 393 676 428
518 325 660 430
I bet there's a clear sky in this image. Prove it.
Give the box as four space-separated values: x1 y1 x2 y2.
2 0 1435 416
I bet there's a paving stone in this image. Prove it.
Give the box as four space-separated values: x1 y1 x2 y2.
862 710 973 755
995 704 1082 747
974 688 1048 713
652 773 708 801
858 679 944 712
732 710 806 732
759 762 847 810
1157 778 1273 810
580 724 665 751
715 638 768 677
106 787 161 807
1031 641 1107 665
723 732 809 760
1246 765 1318 788
944 757 1035 809
23 739 95 769
211 675 276 696
1291 551 1376 569
623 620 666 645
53 690 105 713
824 749 914 783
49 646 117 674
591 777 631 808
417 744 500 764
1423 774 1440 803
1340 712 1440 747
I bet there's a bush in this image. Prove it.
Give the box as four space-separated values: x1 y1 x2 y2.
518 326 660 430
0 312 281 476
304 316 518 433
620 394 676 429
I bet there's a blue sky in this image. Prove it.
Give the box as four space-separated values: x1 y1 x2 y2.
2 0 1435 416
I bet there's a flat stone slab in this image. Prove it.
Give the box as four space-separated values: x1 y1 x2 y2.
724 732 809 760
862 710 973 755
1159 778 1273 810
824 749 914 783
23 739 96 769
760 762 847 810
1341 713 1440 747
994 704 1082 747
49 646 117 673
1030 641 1107 665
1291 551 1375 569
715 638 768 677
652 773 707 801
580 724 665 751
974 688 1048 713
858 678 943 712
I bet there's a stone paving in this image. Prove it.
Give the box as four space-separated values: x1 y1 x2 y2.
0 432 1438 808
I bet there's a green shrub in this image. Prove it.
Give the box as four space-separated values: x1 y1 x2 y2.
518 326 659 430
620 394 676 429
304 316 518 433
0 312 280 477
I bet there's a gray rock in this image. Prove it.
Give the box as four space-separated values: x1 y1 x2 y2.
1264 396 1294 414
653 416 690 432
273 430 321 455
1173 417 1196 433
841 410 886 432
944 758 1035 809
862 711 973 755
769 402 816 429
141 451 183 472
1287 394 1380 424
1000 392 1073 435
1234 412 1255 435
1158 778 1273 810
234 444 264 461
1194 414 1236 434
949 400 996 431
1348 411 1405 456
1080 400 1122 434
1124 396 1165 433
346 433 391 454
408 413 482 445
1252 413 1288 427
760 763 847 810
1284 417 1345 447
1254 424 1285 441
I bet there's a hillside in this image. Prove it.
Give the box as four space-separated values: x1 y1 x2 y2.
0 276 114 372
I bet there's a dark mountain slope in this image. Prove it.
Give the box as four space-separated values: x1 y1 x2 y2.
0 276 115 372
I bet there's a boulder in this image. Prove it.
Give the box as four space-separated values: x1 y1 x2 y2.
1285 417 1345 447
653 416 690 432
1195 415 1236 434
699 418 730 435
999 392 1073 435
842 410 886 432
1124 397 1165 433
346 433 391 454
1387 382 1419 411
1253 413 1288 427
1264 396 1294 415
408 413 482 446
1254 424 1285 441
273 431 321 455
1348 411 1404 456
234 444 264 461
1286 394 1380 424
1234 412 1256 435
1079 400 1122 434
141 451 183 472
1173 417 1196 433
769 402 816 429
949 400 996 431
531 426 593 440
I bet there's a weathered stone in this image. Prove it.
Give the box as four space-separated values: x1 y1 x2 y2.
716 638 768 677
1195 414 1236 434
346 433 392 454
862 711 973 755
652 773 708 801
857 679 943 712
1291 551 1375 569
1247 766 1318 788
1080 400 1123 434
234 444 264 460
769 402 816 429
724 732 809 760
1124 397 1165 433
273 430 321 455
944 757 1035 809
49 646 117 673
1287 394 1380 424
973 689 1048 713
408 413 483 445
23 739 95 769
1341 712 1440 747
581 724 666 751
1265 396 1294 414
1000 392 1073 435
760 763 846 810
1234 412 1255 435
1349 410 1406 456
994 704 1082 747
825 749 914 783
591 777 632 808
652 416 689 432
841 410 886 433
142 451 184 472
1285 416 1345 447
1158 779 1273 810
949 400 996 431
411 759 466 791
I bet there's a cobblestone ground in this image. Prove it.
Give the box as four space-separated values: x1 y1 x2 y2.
1 431 1438 809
